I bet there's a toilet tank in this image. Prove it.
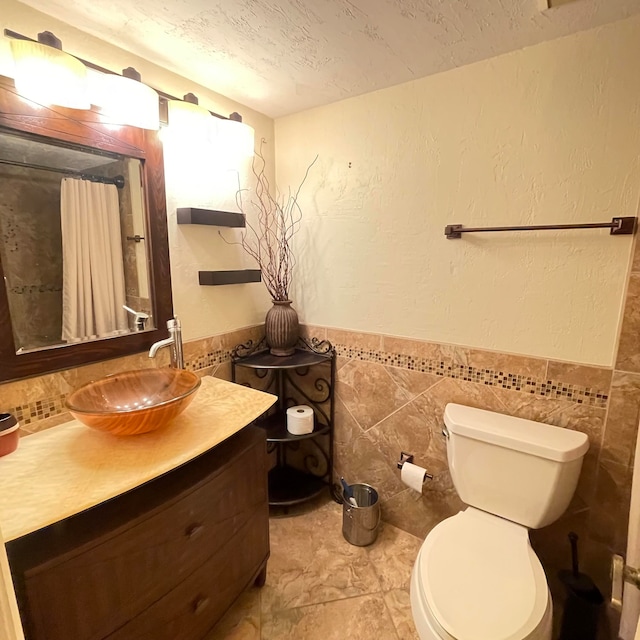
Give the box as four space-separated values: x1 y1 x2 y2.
443 403 589 529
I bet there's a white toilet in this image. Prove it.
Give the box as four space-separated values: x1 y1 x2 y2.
410 403 589 640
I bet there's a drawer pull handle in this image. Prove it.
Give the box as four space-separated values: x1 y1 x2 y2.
186 523 204 539
193 596 210 615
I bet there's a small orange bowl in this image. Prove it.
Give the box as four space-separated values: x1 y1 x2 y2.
66 368 201 436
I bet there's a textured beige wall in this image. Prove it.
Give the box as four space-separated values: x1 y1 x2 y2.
162 137 272 341
0 0 274 341
275 16 640 366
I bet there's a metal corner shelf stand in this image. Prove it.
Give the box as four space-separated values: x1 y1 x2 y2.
231 336 336 507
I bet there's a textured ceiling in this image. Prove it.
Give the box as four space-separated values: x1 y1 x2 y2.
19 0 640 117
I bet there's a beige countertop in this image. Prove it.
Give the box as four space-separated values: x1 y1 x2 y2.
0 376 276 542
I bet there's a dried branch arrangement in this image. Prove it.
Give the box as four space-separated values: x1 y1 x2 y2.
231 141 318 301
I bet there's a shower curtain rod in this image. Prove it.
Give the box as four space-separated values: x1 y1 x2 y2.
444 216 637 239
0 158 125 188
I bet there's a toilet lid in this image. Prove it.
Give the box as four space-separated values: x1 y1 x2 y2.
417 508 548 640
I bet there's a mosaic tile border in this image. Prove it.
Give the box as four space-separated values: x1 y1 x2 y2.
10 395 69 426
334 344 609 408
184 348 230 373
5 336 610 428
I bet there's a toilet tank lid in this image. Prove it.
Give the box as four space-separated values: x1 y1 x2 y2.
444 403 589 461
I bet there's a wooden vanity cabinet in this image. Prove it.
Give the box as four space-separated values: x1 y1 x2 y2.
6 426 269 640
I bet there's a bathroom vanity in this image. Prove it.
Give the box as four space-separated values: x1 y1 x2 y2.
0 376 276 640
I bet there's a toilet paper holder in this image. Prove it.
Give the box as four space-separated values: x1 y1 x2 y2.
397 452 434 481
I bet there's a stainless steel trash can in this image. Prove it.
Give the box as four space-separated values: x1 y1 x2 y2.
342 483 380 546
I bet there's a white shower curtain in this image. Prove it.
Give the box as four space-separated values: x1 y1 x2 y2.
60 178 128 342
620 421 640 639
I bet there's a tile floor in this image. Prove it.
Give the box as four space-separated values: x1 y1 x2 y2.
206 498 422 639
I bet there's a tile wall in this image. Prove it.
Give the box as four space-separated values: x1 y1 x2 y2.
7 311 635 624
300 285 640 638
0 165 63 350
0 325 262 436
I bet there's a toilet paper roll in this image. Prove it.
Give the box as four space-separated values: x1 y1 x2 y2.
286 405 314 435
401 461 428 493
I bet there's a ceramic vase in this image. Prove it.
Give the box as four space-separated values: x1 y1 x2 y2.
265 300 299 356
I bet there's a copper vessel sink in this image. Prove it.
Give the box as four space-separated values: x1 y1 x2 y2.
66 368 201 436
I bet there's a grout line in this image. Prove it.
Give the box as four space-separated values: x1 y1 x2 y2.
259 588 263 640
381 592 403 640
383 362 415 404
335 390 366 435
544 358 550 385
264 589 388 616
365 377 445 434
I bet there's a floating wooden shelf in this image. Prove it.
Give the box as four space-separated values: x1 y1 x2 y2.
199 270 262 286
177 207 246 228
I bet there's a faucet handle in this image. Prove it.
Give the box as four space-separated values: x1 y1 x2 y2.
122 305 150 331
167 316 181 330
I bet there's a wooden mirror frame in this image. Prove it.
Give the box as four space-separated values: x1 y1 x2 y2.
0 75 173 383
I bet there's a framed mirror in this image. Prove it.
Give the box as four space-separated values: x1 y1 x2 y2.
0 74 173 382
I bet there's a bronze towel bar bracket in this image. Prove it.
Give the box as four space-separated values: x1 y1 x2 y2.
444 216 637 239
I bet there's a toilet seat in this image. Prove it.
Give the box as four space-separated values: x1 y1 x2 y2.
413 508 549 640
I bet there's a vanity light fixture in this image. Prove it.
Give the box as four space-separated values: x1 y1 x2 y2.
90 67 160 130
10 31 89 109
165 95 255 160
166 92 216 138
6 28 255 151
216 111 255 161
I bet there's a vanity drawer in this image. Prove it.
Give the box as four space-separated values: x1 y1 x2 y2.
11 427 269 640
106 509 268 640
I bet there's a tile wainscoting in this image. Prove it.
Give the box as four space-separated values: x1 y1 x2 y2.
0 325 263 435
300 324 635 637
2 319 637 637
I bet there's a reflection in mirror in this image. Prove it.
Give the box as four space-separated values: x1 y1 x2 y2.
0 130 155 353
0 73 173 383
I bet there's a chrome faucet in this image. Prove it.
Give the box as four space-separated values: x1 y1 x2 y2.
123 305 150 331
149 317 184 369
